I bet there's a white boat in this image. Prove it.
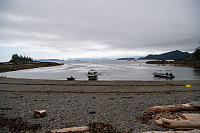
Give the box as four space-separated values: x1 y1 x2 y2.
87 69 98 80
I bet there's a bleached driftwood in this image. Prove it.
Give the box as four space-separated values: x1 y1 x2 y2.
50 126 89 133
182 114 200 122
143 129 200 133
155 118 200 129
34 109 46 118
145 101 200 113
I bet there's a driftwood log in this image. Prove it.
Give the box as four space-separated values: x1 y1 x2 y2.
143 129 200 133
155 118 200 129
50 126 89 133
182 114 200 122
145 101 200 113
34 110 46 118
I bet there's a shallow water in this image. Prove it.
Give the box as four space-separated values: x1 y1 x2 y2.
1 60 200 80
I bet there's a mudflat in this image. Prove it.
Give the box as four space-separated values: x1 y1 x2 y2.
0 78 200 132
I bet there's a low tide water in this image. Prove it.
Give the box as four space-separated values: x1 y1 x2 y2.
1 60 200 80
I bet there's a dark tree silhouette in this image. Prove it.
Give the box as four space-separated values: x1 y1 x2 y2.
193 47 200 60
10 54 33 65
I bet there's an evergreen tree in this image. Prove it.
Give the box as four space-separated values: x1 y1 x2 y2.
193 47 200 60
10 54 33 64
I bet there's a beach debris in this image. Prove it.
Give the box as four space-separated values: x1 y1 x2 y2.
88 122 117 133
0 115 41 132
33 109 46 118
88 111 96 114
142 129 200 133
136 111 182 124
182 113 200 122
145 101 200 113
155 117 200 129
50 126 89 133
66 122 75 127
155 113 200 130
186 84 192 88
165 82 176 86
137 101 200 124
49 122 130 133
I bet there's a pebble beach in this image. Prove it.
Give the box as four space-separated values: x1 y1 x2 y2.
0 78 200 133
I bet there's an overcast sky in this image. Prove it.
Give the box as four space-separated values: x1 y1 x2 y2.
0 0 200 61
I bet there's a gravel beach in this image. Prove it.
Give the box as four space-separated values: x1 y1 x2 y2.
0 78 200 133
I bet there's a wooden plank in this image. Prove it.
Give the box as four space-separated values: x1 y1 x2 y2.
182 114 200 122
50 126 89 133
143 129 200 133
155 118 200 129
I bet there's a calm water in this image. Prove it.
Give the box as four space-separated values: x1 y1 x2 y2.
1 60 200 80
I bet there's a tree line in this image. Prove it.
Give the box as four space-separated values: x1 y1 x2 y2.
9 54 33 65
193 47 200 60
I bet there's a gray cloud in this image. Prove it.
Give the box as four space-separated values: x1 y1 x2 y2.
0 0 200 60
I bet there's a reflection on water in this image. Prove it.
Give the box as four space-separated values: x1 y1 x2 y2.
0 60 200 80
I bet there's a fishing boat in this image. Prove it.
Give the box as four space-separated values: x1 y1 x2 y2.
67 76 75 81
87 69 98 80
153 70 175 79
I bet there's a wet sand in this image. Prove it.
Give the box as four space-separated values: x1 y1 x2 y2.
0 78 200 132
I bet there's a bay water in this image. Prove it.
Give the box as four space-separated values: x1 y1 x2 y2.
1 60 200 80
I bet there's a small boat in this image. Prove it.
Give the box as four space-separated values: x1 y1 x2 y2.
67 76 75 81
153 70 175 79
87 69 98 80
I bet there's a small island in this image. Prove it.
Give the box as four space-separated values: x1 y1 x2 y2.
0 54 63 73
116 58 135 61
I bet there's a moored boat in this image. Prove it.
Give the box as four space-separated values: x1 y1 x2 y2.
67 76 75 81
87 69 98 80
153 70 175 79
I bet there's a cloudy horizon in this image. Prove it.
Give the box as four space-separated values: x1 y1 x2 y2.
0 0 200 61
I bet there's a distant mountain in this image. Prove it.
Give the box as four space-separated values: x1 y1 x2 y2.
138 50 191 60
116 58 135 60
34 59 64 62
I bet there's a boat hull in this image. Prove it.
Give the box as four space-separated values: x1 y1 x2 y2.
153 73 175 79
88 75 98 80
67 78 75 81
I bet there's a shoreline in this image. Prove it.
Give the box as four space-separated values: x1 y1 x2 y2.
145 60 200 68
0 61 63 73
1 77 200 86
1 78 200 132
1 78 200 96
